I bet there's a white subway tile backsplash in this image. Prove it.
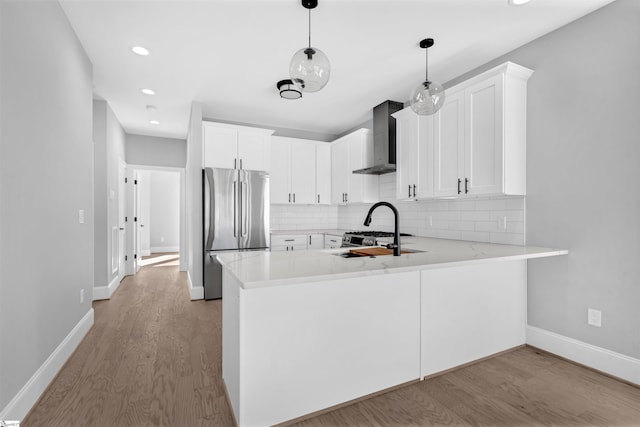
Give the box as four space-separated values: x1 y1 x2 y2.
271 176 525 245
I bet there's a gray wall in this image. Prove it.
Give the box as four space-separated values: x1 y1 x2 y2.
93 99 126 290
186 103 203 293
0 0 94 411
126 133 186 168
449 0 640 359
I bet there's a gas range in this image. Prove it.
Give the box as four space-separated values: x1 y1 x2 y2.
341 231 412 248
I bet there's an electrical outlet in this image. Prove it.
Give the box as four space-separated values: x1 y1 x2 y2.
80 289 84 304
78 209 85 224
587 308 601 327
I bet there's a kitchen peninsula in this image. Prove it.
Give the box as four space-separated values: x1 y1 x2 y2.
219 237 567 426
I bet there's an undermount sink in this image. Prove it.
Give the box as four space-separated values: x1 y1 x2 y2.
335 248 425 259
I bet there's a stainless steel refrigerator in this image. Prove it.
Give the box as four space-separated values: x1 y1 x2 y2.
203 168 270 299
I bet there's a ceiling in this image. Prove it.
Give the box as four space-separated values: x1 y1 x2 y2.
60 0 615 140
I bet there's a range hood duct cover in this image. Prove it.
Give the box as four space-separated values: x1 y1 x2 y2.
353 100 404 175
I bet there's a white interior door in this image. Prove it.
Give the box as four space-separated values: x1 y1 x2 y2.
134 171 142 272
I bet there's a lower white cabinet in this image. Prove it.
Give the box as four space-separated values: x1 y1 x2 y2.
420 260 526 378
308 234 324 250
324 234 342 249
270 235 308 252
270 233 328 251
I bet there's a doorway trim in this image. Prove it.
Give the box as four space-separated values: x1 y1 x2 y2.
125 164 187 274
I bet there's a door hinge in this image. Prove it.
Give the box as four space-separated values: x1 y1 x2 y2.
125 216 128 222
125 255 128 261
134 254 137 259
134 179 138 185
125 177 128 183
134 217 137 222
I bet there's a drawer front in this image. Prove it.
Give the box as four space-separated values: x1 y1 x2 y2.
324 235 342 249
271 235 308 247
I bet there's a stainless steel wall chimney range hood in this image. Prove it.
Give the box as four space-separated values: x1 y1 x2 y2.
352 100 404 175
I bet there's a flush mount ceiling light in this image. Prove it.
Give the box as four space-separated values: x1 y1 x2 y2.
289 0 330 93
508 0 531 5
149 120 160 125
409 38 445 116
141 88 155 95
131 46 150 56
277 79 302 100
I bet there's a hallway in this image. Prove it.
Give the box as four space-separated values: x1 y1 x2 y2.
23 254 234 426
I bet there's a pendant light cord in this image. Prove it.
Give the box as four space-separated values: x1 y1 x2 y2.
308 8 311 49
425 45 429 84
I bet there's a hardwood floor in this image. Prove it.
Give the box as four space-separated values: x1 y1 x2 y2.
23 253 235 427
23 255 640 426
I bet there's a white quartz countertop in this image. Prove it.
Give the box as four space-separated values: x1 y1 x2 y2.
217 237 568 290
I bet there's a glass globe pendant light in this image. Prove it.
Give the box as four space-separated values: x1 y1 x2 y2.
410 38 445 115
289 0 330 93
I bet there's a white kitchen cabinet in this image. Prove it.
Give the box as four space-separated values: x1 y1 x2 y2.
270 137 316 204
203 121 273 171
330 129 378 204
315 143 331 205
420 261 526 378
393 108 434 200
434 89 465 197
433 62 533 197
324 234 342 249
308 234 324 250
270 234 308 252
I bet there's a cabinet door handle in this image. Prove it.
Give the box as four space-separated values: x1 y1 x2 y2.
465 178 469 194
284 239 295 242
345 193 348 203
309 235 311 245
240 159 243 169
234 158 237 169
457 179 462 195
408 185 411 198
317 194 320 204
413 184 416 198
288 193 291 203
293 193 296 203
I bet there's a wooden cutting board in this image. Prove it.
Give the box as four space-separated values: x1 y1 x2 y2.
349 247 410 257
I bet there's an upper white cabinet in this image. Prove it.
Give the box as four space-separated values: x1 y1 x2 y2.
393 108 434 200
271 137 317 204
433 62 533 197
315 143 331 205
330 129 378 204
203 121 274 171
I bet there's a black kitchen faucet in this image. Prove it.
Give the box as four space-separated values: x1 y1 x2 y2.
363 202 401 256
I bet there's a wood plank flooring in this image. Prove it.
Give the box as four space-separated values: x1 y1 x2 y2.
23 254 640 426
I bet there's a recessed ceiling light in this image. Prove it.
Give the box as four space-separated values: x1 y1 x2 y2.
131 46 150 56
141 88 155 95
149 120 160 125
508 0 531 5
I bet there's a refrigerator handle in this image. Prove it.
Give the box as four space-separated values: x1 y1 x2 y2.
233 180 237 237
242 181 249 237
204 169 215 250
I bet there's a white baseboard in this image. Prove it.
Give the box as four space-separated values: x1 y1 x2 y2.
526 325 640 386
188 271 203 300
0 308 94 421
93 274 121 301
151 246 179 253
